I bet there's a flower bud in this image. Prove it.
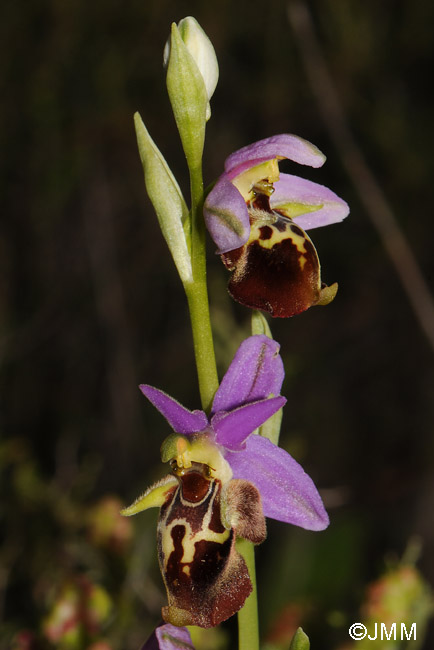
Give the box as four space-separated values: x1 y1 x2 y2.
164 17 218 121
289 628 310 650
165 23 208 171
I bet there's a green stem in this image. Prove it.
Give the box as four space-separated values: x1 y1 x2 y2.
237 539 260 650
185 164 260 650
184 163 219 412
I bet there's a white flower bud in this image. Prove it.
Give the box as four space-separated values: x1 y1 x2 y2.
164 16 219 120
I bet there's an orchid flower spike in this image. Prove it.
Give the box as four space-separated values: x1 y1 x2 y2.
204 134 349 317
122 335 328 628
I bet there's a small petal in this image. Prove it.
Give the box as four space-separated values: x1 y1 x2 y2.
225 435 329 530
224 134 326 175
212 335 284 413
271 173 350 230
141 623 195 650
203 175 251 253
121 475 178 516
212 396 286 451
139 385 208 434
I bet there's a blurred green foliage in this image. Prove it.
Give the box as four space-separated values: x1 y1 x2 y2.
1 0 434 648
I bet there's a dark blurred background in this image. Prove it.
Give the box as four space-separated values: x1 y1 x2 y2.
1 0 434 648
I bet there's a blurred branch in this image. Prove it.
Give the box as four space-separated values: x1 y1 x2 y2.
287 0 434 353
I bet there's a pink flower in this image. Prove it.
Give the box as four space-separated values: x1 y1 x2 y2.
204 135 349 317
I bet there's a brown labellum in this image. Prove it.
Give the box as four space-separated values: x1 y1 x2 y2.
221 195 337 318
157 461 265 628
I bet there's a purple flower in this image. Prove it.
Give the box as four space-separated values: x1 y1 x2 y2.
123 335 328 627
140 334 328 531
203 134 349 317
140 623 194 650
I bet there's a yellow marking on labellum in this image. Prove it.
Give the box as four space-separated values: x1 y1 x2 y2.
160 517 230 569
221 192 330 317
160 518 178 567
182 566 191 577
248 212 308 271
232 159 279 202
159 479 230 572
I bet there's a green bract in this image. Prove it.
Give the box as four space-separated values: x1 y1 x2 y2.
250 312 283 446
251 310 273 338
134 113 192 284
257 402 283 446
166 23 208 171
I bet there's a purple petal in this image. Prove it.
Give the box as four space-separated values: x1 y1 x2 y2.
224 134 326 175
203 175 250 253
212 396 286 451
139 385 208 435
271 173 349 230
225 435 329 530
141 623 195 650
212 335 284 413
